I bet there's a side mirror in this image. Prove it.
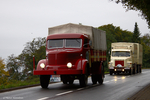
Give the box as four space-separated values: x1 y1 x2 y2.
89 40 92 46
108 51 110 55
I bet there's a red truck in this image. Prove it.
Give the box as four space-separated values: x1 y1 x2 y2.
33 23 107 88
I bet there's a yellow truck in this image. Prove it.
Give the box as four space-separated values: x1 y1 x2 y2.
108 42 143 75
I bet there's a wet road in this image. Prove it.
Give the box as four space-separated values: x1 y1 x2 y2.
0 69 150 100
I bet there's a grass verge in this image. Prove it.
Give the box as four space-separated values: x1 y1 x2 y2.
0 76 40 90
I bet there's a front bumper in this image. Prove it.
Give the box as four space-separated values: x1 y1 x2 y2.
109 67 130 72
33 69 82 75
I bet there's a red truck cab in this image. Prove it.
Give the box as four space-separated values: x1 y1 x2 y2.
34 33 93 88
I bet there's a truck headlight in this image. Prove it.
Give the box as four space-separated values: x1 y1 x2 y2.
40 63 45 68
67 62 72 68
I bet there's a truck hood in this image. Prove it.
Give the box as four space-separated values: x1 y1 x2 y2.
47 48 82 65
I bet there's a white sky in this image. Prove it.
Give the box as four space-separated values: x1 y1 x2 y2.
0 0 150 60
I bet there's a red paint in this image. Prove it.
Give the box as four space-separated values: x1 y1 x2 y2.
115 60 124 66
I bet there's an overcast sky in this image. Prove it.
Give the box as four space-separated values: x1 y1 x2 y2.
0 0 150 60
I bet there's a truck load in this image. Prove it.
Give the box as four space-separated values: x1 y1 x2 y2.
108 42 143 75
33 23 107 88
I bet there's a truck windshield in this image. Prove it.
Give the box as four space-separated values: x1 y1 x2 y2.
112 51 130 57
48 39 63 48
65 39 81 48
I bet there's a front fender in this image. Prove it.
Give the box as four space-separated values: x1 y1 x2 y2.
76 59 88 74
36 59 47 70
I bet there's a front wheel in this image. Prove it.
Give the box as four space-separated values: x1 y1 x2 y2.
40 75 50 88
79 67 88 87
79 74 88 87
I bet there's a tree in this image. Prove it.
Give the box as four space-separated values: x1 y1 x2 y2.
141 34 150 68
6 54 22 80
19 37 46 78
0 57 9 85
132 22 141 43
111 0 150 28
6 37 46 80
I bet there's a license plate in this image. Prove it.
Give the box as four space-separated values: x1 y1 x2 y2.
50 75 60 82
116 69 122 71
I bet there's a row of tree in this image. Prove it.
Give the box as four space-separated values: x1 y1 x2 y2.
0 23 150 84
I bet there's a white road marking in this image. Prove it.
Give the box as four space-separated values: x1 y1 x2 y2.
37 97 49 100
56 91 73 96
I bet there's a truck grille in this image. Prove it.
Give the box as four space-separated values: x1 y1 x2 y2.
48 53 80 65
115 60 124 66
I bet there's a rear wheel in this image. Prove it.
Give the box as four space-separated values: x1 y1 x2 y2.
40 75 50 88
109 70 113 75
129 68 132 75
91 75 97 84
140 66 141 73
97 74 103 84
69 80 74 84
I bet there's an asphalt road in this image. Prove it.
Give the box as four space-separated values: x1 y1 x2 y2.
0 69 150 100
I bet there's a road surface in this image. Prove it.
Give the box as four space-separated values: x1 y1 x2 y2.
0 69 150 100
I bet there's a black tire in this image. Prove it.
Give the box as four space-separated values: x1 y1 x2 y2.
69 80 74 84
40 75 50 88
139 67 142 73
129 69 132 75
62 80 68 84
133 68 135 74
79 75 88 87
137 65 139 73
91 75 97 84
97 74 104 84
109 70 113 75
79 67 88 87
61 75 68 84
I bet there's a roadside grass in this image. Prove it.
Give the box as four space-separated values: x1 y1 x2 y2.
0 76 40 90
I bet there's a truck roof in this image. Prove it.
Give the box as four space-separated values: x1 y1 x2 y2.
47 33 89 40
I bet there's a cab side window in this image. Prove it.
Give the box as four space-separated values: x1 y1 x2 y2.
84 39 88 48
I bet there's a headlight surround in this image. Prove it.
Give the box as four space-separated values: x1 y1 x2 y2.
40 63 45 68
67 62 72 68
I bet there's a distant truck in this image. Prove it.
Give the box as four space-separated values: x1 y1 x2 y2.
108 42 143 75
33 23 107 88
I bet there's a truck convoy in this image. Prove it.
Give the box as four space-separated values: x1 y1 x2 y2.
33 23 107 88
108 42 143 75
